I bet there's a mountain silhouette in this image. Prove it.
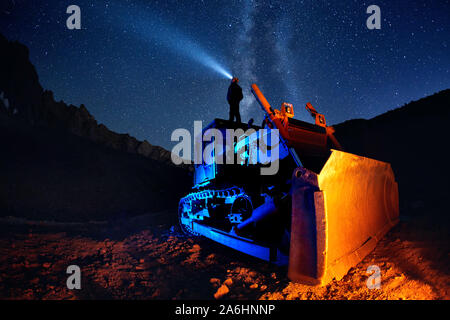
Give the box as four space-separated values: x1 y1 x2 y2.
334 89 450 215
0 33 190 222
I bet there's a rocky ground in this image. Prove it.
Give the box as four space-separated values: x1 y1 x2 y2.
0 211 448 300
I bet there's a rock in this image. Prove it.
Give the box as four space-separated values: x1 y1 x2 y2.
224 278 233 286
137 140 153 157
214 284 229 299
189 244 201 252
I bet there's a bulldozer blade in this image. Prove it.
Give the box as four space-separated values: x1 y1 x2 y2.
288 149 399 285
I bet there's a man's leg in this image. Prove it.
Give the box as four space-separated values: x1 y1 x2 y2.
229 104 235 122
236 106 241 123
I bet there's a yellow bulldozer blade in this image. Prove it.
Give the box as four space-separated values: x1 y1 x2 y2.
288 149 399 285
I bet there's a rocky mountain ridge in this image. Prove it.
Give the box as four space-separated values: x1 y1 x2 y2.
0 33 182 168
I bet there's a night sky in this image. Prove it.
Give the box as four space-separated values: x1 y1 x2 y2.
1 0 449 149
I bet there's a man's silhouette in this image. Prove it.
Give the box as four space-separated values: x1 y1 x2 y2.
227 77 243 123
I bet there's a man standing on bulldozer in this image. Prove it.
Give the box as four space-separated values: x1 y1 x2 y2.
227 77 243 123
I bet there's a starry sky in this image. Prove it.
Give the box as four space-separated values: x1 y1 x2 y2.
1 0 449 149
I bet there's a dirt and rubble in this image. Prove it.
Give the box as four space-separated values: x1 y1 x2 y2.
0 211 448 300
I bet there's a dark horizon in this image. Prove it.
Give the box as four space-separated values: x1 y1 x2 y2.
1 0 449 150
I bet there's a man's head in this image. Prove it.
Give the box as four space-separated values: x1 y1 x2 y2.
231 77 239 83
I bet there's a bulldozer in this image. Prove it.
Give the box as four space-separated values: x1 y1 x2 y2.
179 84 399 285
